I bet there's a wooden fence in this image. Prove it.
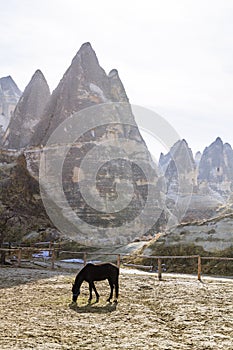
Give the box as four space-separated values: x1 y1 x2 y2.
1 246 233 281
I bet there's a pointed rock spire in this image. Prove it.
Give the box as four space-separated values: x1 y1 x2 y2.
0 75 21 98
198 137 233 186
0 76 21 138
2 70 50 149
159 139 195 173
31 43 129 146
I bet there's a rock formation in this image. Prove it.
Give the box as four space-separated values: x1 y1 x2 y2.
0 76 21 138
2 70 50 149
159 139 196 195
198 137 233 198
154 137 233 256
23 43 159 245
0 43 233 256
159 139 197 225
159 137 233 221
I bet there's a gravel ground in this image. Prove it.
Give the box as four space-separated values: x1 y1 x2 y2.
0 267 232 350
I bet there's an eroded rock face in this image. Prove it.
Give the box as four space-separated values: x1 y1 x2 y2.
2 70 50 149
0 76 21 138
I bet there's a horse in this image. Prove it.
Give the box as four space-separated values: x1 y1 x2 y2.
72 262 119 304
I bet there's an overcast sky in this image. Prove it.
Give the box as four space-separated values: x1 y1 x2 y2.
1 0 233 158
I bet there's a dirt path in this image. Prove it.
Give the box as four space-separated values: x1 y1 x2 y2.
0 267 232 349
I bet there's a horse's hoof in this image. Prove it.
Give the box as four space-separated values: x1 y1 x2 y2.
69 301 77 309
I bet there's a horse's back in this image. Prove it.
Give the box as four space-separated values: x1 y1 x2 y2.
84 262 119 281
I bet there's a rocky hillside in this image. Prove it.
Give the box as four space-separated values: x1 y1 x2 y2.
0 150 52 244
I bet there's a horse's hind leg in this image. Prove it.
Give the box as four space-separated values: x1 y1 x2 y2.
92 282 99 302
113 274 119 303
107 279 114 302
114 280 119 303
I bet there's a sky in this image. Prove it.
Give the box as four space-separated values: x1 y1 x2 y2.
1 0 233 159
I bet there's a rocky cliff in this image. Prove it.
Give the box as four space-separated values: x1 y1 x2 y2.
0 76 21 138
2 70 50 149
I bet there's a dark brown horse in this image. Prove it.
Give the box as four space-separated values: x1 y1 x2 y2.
72 263 119 304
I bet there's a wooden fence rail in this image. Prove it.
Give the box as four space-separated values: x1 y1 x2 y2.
1 247 233 281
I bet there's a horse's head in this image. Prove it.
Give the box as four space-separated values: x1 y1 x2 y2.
72 282 80 302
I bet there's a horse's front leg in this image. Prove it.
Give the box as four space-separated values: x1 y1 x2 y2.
88 282 92 303
92 282 99 302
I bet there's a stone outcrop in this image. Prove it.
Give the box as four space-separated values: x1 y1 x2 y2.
2 70 50 149
0 76 21 138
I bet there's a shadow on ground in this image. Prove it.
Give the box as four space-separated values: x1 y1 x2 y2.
69 301 117 313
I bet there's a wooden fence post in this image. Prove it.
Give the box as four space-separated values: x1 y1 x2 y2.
197 255 202 281
83 252 87 266
17 248 22 267
117 254 121 269
51 249 55 270
158 258 162 281
49 241 52 256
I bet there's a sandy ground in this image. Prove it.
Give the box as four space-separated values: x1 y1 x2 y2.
0 267 232 350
